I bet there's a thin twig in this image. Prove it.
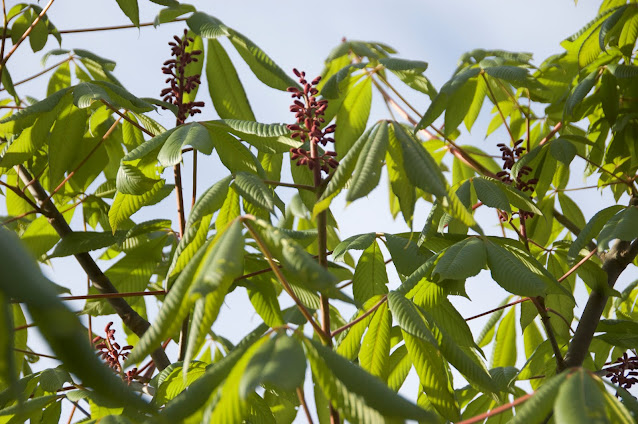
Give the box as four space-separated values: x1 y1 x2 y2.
465 297 529 321
14 347 56 359
2 0 55 65
558 248 597 283
263 179 316 191
243 218 330 343
297 386 315 424
56 17 187 35
331 295 387 337
457 392 534 424
0 56 72 91
46 115 123 201
58 290 166 301
481 72 515 143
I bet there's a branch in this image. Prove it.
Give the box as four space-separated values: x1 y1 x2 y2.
56 17 187 35
563 235 638 369
14 165 170 370
0 56 72 92
481 72 515 143
465 297 529 321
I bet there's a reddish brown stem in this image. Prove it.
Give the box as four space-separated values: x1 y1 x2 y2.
465 298 530 321
58 290 166 301
14 347 56 359
331 295 387 337
457 392 534 424
2 0 54 66
56 17 187 35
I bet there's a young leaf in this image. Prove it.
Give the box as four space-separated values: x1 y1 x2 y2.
346 120 389 202
206 39 256 121
491 306 517 368
509 373 568 424
564 70 598 119
392 122 447 198
567 205 624 262
115 0 140 27
335 76 372 155
359 301 392 379
352 240 389 304
227 28 299 91
239 335 306 398
158 123 213 167
485 240 548 297
331 232 376 262
554 370 608 424
304 337 437 423
432 237 486 281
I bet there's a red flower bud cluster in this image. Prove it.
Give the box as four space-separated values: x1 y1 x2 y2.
287 69 338 174
93 322 137 384
496 140 538 221
606 352 638 393
160 29 205 125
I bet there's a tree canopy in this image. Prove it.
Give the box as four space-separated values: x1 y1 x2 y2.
2 0 638 423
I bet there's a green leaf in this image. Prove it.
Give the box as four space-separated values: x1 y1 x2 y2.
115 0 140 26
48 231 125 258
484 65 531 84
331 233 376 262
555 369 609 424
158 123 213 167
392 122 447 198
473 177 511 213
359 301 391 379
232 172 275 213
485 240 548 297
304 337 437 422
109 180 173 232
115 163 161 196
0 229 151 413
240 335 306 398
403 332 460 421
565 70 598 119
432 237 486 281
168 176 232 276
384 233 432 276
550 138 577 164
346 120 388 201
597 206 638 251
313 124 377 216
491 307 517 368
417 67 480 130
379 57 428 72
184 221 246 370
187 12 230 39
509 373 568 424
249 219 338 293
335 76 372 155
228 28 299 91
154 361 208 405
387 291 437 345
0 294 16 391
352 240 389 305
206 39 256 121
567 205 623 262
335 296 383 360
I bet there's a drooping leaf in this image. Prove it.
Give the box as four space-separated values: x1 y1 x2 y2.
509 373 568 424
346 120 389 201
335 76 372 155
331 232 376 262
109 180 173 232
554 369 609 424
206 39 256 121
115 0 140 26
485 240 548 297
304 337 437 423
232 172 275 213
596 206 638 251
567 205 624 262
432 237 486 282
359 301 392 379
239 334 306 398
157 123 213 167
352 240 389 304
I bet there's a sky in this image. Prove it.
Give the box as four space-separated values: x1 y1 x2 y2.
6 0 621 421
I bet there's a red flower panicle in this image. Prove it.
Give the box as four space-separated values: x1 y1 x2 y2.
160 29 205 125
287 69 338 174
495 139 538 221
93 322 137 384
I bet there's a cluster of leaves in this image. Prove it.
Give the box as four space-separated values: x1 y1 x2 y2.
2 0 638 423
